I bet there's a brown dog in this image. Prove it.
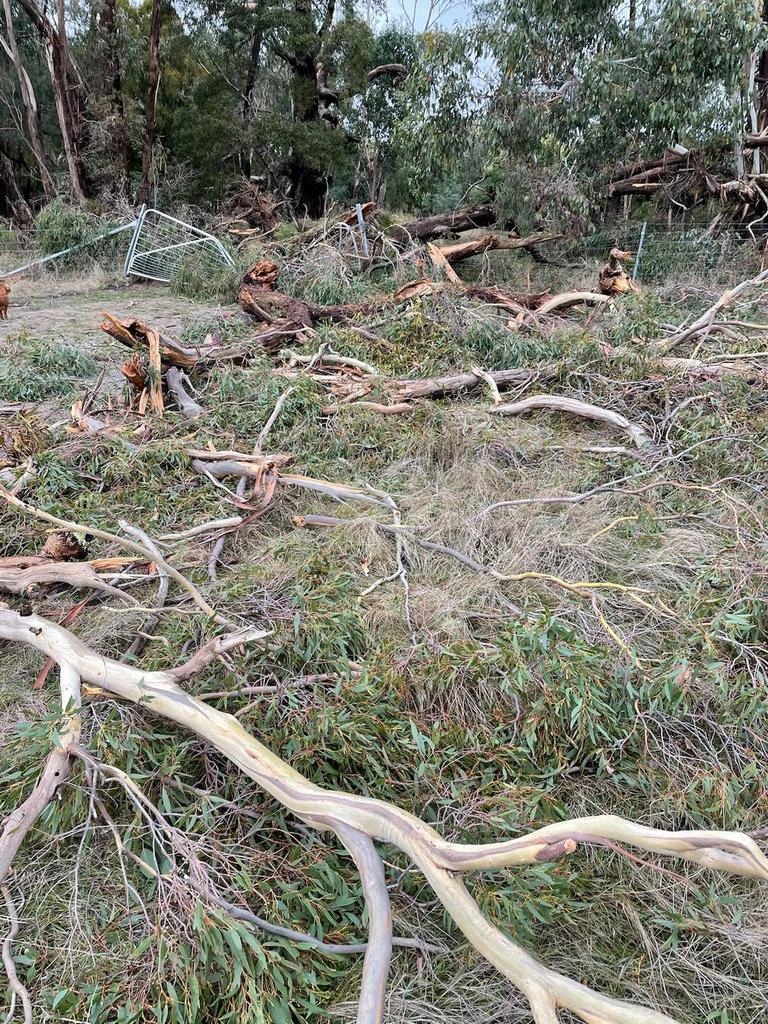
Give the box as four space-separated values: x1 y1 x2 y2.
0 280 9 320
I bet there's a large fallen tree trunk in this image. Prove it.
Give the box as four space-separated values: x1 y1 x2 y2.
2 608 767 1024
388 204 497 246
436 231 562 264
608 148 692 195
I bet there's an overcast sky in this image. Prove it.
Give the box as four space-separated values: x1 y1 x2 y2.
378 0 471 32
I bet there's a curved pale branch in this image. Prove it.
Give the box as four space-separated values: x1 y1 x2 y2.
1 608 766 1024
491 394 650 449
332 823 392 1024
1 885 31 1024
535 291 611 316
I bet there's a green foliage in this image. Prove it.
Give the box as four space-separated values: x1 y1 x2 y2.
33 200 124 266
0 331 97 401
170 245 243 303
397 0 764 226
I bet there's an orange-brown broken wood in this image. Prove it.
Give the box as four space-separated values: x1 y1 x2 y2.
598 248 640 296
121 353 147 391
100 313 202 369
426 242 463 285
147 328 165 416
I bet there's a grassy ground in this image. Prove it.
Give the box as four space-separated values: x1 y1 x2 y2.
1 242 767 1024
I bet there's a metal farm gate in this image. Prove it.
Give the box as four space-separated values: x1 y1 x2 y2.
3 205 234 283
123 207 235 282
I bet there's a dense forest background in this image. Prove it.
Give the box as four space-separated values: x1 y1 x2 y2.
1 0 767 230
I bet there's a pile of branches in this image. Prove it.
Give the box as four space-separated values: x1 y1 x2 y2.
608 145 768 237
220 178 289 242
236 242 629 350
4 206 768 1024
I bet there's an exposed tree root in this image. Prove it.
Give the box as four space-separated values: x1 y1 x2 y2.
2 609 766 1024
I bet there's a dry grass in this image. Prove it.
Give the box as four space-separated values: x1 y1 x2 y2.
1 241 768 1023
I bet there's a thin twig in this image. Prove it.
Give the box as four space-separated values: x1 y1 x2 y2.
1 886 31 1024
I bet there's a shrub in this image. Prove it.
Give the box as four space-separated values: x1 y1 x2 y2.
170 245 243 303
33 200 125 269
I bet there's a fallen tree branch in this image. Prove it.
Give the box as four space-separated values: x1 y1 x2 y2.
165 368 204 421
0 560 141 604
101 313 208 369
279 349 380 376
657 355 768 382
393 367 543 403
191 460 394 509
490 395 651 448
0 486 225 624
3 608 767 1024
387 204 497 246
322 401 414 415
0 661 81 885
436 231 562 264
332 823 392 1024
425 242 463 285
75 745 432 961
120 523 170 660
1 885 31 1024
535 291 612 316
654 267 768 354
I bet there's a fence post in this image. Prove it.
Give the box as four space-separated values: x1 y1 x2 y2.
355 202 370 258
632 221 647 281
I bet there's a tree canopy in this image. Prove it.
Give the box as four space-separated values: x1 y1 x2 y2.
0 0 766 223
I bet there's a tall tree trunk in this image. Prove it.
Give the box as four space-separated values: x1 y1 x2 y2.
285 53 329 217
0 141 33 226
757 2 768 136
1 0 54 200
137 0 162 206
16 0 89 203
241 7 264 178
100 0 130 197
